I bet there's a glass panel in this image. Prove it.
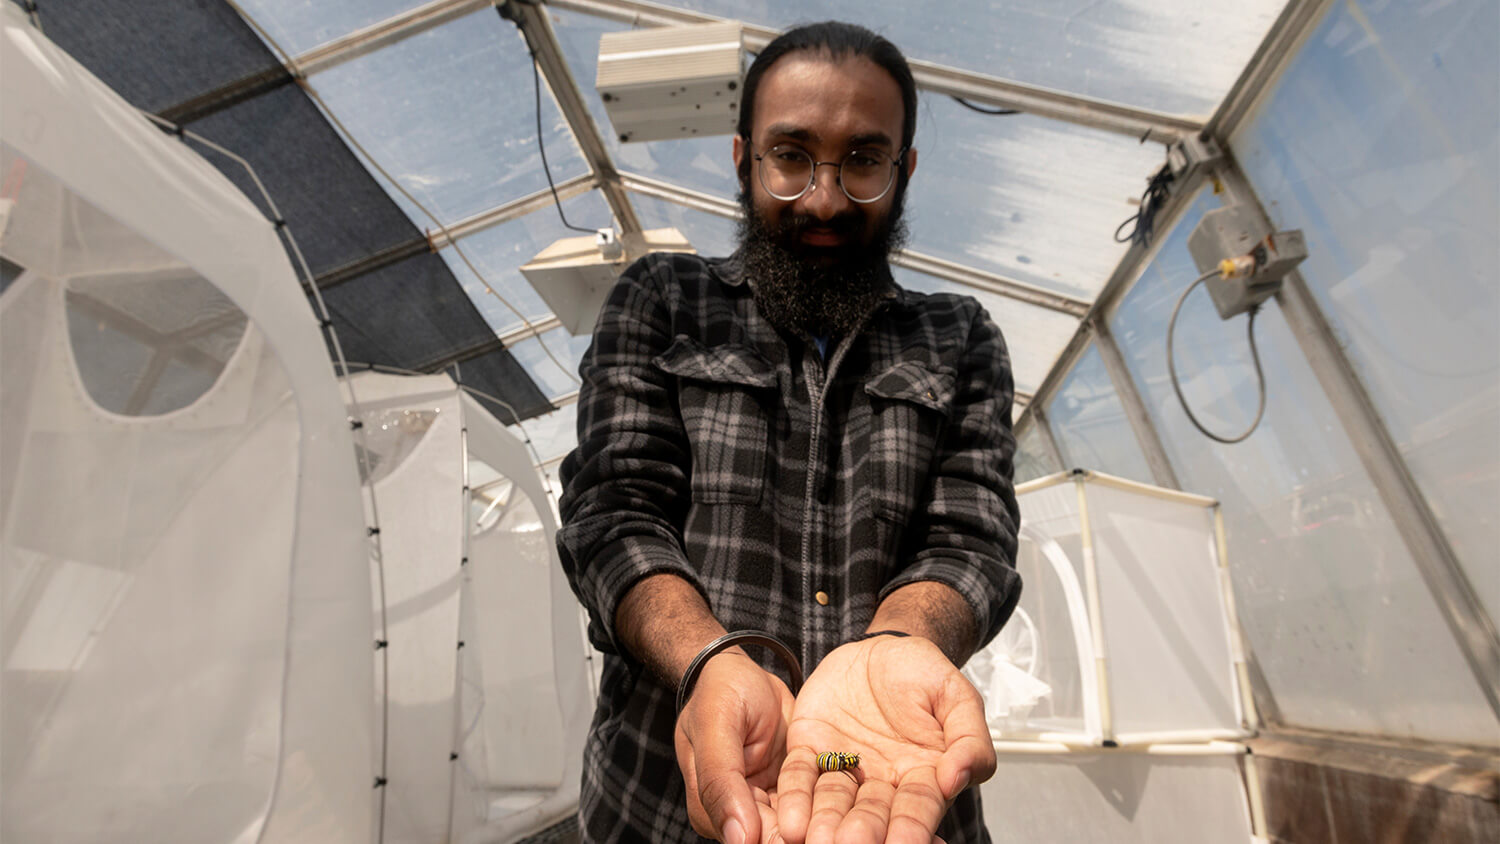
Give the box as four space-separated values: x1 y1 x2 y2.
1230 0 1500 626
1045 344 1153 483
511 402 580 469
235 0 429 58
309 9 588 226
508 327 592 401
903 96 1165 300
628 194 740 257
1013 423 1058 485
442 192 614 335
651 1 1284 117
553 8 741 199
892 267 1080 397
1108 188 1498 744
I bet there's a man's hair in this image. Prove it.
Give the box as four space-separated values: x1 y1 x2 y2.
736 21 918 149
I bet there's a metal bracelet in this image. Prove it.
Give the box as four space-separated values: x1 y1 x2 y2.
675 630 804 715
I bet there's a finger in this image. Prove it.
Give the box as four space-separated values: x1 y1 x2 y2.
804 765 859 844
696 747 760 844
755 792 783 844
885 766 948 844
834 778 895 844
935 678 997 799
774 748 819 844
676 727 711 836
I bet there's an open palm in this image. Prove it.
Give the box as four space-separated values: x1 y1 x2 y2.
774 636 994 844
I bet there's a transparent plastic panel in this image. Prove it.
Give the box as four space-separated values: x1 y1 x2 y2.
1108 189 1499 744
1085 483 1238 736
628 193 740 257
65 273 248 417
1009 480 1092 737
553 7 741 198
309 9 588 226
353 406 440 486
1046 345 1153 483
654 0 1284 117
892 267 1080 398
442 192 614 336
1231 0 1500 627
1 171 301 841
1007 538 1086 736
903 97 1164 301
1014 423 1059 484
509 327 592 401
235 0 429 58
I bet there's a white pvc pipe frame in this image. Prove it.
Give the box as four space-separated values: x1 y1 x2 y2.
1002 470 1257 749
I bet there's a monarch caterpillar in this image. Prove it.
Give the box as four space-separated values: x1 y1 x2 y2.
816 751 860 782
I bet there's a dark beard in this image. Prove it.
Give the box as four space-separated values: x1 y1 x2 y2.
735 185 908 339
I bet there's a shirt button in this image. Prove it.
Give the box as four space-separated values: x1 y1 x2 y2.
814 590 829 606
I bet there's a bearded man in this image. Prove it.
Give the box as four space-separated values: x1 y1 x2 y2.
557 21 1021 844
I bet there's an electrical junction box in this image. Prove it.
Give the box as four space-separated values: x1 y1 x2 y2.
1166 133 1223 184
1187 204 1307 320
596 21 744 144
520 227 694 335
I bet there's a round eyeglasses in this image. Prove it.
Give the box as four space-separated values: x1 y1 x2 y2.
752 144 908 204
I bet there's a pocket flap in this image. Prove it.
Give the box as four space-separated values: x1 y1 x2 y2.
864 361 955 413
653 336 778 389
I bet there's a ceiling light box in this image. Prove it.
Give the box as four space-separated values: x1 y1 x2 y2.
596 21 745 143
520 227 694 336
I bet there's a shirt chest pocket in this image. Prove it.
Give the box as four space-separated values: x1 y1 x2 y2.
653 336 778 505
862 361 955 524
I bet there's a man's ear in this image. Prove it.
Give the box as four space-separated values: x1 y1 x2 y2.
904 147 918 180
732 134 752 194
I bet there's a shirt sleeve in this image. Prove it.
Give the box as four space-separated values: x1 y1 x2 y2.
556 255 706 656
879 300 1022 650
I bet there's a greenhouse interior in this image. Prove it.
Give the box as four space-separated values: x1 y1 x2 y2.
1 0 1495 842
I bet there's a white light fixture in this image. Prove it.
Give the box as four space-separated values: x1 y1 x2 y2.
520 227 694 335
596 21 744 144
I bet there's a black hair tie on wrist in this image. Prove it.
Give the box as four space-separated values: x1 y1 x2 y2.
675 630 804 715
853 629 911 642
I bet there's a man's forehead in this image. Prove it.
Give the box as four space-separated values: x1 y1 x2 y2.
750 54 905 146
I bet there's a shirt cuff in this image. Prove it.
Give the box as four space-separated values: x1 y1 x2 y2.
577 533 705 657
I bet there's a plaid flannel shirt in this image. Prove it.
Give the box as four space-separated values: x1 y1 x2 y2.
558 252 1021 843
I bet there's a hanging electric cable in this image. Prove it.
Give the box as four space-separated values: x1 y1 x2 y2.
503 3 602 235
1115 160 1174 248
1166 267 1269 444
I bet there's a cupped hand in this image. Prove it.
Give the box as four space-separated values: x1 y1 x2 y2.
773 635 995 844
675 651 797 843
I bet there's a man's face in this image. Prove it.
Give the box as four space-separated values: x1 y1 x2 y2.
733 55 917 264
732 54 918 336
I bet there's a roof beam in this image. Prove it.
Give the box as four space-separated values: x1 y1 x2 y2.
1206 0 1338 141
618 171 1091 318
292 0 495 77
544 0 1201 143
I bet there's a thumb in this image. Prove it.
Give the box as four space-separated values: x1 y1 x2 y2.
695 735 760 844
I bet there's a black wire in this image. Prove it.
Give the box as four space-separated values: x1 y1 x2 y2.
529 54 598 235
1115 162 1174 248
951 96 1019 116
504 8 599 235
1166 270 1269 445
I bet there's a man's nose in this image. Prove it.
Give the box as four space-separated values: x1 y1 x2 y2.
798 162 851 221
